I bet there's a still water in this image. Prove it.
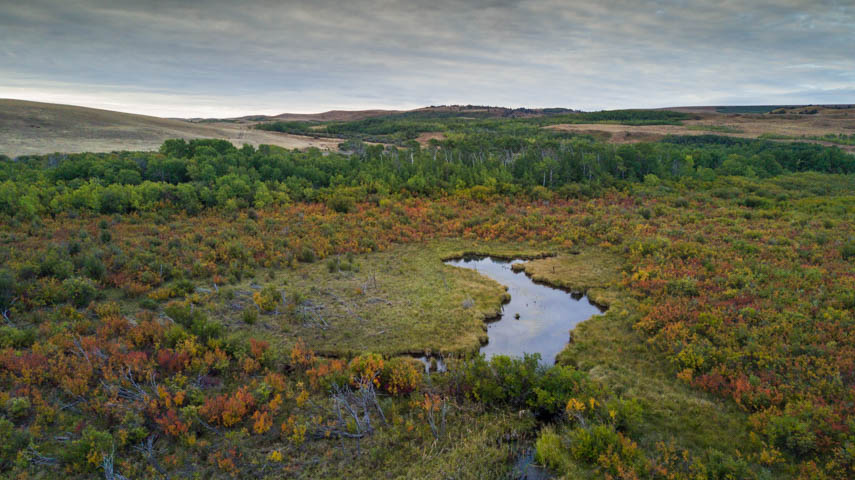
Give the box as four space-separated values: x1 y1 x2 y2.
445 256 604 366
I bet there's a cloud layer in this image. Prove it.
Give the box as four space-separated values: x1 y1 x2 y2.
1 0 853 116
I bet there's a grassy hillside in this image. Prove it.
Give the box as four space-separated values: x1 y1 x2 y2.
0 99 341 157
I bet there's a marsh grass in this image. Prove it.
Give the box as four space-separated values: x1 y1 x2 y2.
211 240 557 357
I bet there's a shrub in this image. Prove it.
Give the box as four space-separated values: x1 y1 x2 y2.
766 413 817 456
139 298 159 310
242 308 259 324
665 277 699 297
535 427 572 471
567 424 621 463
349 353 385 387
38 248 74 279
381 357 422 395
170 278 195 296
164 303 222 340
0 416 30 467
297 246 316 263
842 241 855 261
462 354 542 407
327 192 355 214
605 397 644 435
81 254 106 280
307 358 349 391
62 427 114 473
741 196 769 209
200 387 256 427
0 326 35 348
530 364 593 418
253 285 281 312
62 276 97 307
0 269 15 310
5 397 31 420
703 449 755 480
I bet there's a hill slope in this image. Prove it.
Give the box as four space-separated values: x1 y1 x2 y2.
0 99 341 157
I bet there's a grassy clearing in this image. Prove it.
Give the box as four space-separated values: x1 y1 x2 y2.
209 240 554 357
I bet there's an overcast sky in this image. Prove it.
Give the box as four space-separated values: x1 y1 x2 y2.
1 0 853 117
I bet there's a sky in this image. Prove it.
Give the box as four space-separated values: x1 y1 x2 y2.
0 0 853 117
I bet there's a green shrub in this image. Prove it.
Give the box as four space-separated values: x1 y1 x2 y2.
842 241 855 261
568 425 621 463
767 413 817 456
81 254 106 280
171 278 195 296
164 303 222 340
703 449 756 480
665 277 699 297
5 397 31 420
741 196 769 209
62 276 97 307
0 326 35 348
0 269 14 310
530 365 593 418
462 354 541 408
0 416 30 467
298 246 316 263
62 427 114 473
327 257 341 273
605 397 644 435
39 248 74 279
242 308 258 324
535 427 572 471
327 193 355 214
139 298 159 310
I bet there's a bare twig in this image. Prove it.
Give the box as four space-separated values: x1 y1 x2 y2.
132 435 170 479
102 448 130 480
26 445 58 466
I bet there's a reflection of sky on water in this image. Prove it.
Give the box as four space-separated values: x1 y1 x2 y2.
446 257 603 366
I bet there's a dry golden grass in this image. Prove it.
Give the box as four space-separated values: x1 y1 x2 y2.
547 106 855 152
0 99 342 157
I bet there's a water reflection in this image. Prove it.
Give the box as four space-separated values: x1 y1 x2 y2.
445 256 604 366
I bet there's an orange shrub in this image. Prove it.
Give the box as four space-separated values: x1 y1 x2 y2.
252 410 272 434
348 353 384 388
290 338 315 370
200 386 256 427
380 357 422 395
306 358 348 391
249 338 269 360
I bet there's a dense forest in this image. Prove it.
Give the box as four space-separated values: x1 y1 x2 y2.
1 111 855 479
1 130 852 219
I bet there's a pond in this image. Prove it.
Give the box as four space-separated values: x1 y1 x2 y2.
445 256 605 366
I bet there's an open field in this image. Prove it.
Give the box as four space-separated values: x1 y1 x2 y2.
0 99 342 157
545 105 855 152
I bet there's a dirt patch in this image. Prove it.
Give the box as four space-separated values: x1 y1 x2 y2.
415 131 446 146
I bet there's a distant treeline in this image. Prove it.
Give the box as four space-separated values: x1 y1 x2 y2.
1 132 853 218
255 109 692 143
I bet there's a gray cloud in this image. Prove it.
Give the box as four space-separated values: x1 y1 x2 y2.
0 0 852 116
